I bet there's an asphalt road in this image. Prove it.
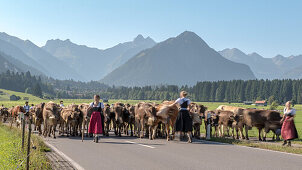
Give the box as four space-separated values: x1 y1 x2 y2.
44 133 302 170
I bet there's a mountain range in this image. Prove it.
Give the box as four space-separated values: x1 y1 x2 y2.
42 35 156 80
0 32 82 80
100 31 256 86
219 48 302 79
0 31 301 86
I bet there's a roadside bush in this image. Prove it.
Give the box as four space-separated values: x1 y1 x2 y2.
269 101 279 110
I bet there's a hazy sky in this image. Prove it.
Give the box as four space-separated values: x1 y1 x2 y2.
0 0 301 58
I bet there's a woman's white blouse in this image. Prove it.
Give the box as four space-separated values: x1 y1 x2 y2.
90 102 104 109
175 97 191 105
284 107 296 116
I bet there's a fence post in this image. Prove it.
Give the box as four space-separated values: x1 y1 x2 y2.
26 118 32 170
206 112 211 140
21 113 25 150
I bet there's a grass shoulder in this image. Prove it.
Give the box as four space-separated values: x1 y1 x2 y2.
0 123 51 169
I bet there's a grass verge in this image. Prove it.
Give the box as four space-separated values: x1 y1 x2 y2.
206 137 302 155
0 122 51 169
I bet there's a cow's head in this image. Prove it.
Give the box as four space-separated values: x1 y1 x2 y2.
145 104 157 125
128 105 135 118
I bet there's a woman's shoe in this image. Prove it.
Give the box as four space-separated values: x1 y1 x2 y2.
187 134 192 143
288 141 291 147
95 136 99 143
282 140 287 146
93 136 96 142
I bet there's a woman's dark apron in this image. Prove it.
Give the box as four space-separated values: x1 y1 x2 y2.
88 104 104 134
175 100 193 132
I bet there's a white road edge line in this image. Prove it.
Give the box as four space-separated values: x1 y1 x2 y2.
200 139 302 157
125 140 155 149
44 140 85 170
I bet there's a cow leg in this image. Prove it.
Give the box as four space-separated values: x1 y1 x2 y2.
239 126 245 139
149 126 152 140
245 126 249 140
65 122 69 137
140 120 144 138
114 121 118 136
60 122 63 135
263 129 267 142
152 124 158 140
263 125 270 141
48 125 52 137
43 120 48 137
258 128 262 141
86 122 90 137
217 125 221 137
227 127 230 137
137 120 141 138
231 127 235 139
198 124 201 139
106 121 110 136
58 122 62 135
126 123 129 136
118 123 122 137
38 124 42 135
53 124 57 139
130 123 133 137
166 123 170 141
69 124 72 136
235 127 239 139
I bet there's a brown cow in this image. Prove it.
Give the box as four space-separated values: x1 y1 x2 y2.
43 102 60 138
0 106 9 123
125 104 135 136
240 109 282 141
155 101 178 141
66 104 82 136
30 103 45 135
11 105 26 128
59 107 81 136
217 105 245 139
215 110 236 138
79 103 91 137
135 102 158 139
189 103 207 139
113 103 130 137
103 104 111 136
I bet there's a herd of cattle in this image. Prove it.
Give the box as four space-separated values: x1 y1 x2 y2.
0 101 283 141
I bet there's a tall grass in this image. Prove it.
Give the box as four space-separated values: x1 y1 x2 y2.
0 123 51 169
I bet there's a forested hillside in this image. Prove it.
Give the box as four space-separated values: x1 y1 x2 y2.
0 71 301 104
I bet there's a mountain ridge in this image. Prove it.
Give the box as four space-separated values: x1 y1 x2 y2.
42 35 156 80
101 31 256 86
0 32 83 80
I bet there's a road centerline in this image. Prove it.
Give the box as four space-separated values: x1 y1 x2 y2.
125 140 156 149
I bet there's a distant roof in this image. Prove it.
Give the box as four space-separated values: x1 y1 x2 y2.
255 100 266 104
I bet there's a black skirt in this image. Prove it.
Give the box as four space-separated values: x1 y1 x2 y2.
175 110 193 132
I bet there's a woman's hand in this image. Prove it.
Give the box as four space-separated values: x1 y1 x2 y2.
286 117 293 122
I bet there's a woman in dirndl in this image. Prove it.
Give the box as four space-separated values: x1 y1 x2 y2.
281 101 298 146
88 95 105 143
170 91 193 143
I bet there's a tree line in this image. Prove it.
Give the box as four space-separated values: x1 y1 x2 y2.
0 71 301 104
96 80 302 104
0 70 54 98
